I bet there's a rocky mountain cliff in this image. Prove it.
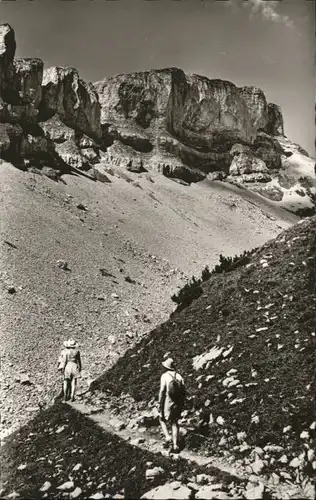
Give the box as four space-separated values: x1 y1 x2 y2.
0 24 314 215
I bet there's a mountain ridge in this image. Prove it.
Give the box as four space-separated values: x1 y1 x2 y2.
0 23 314 215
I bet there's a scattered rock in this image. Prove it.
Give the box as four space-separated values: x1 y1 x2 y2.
39 481 52 492
216 416 225 425
57 480 74 491
70 487 82 498
19 374 32 385
195 487 228 499
55 425 66 434
289 457 301 468
77 203 87 211
300 430 309 440
278 454 288 464
141 482 192 499
145 467 165 480
250 457 265 474
72 463 82 471
244 482 265 500
196 474 214 485
17 463 27 470
125 276 136 284
130 438 145 446
56 260 70 271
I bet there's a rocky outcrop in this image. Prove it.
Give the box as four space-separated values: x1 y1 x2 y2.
0 24 104 175
95 70 262 153
14 58 43 107
238 86 268 131
39 66 101 140
229 135 315 213
266 103 284 136
0 24 16 100
229 144 268 174
0 23 313 213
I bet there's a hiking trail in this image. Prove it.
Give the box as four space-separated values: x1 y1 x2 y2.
68 400 307 499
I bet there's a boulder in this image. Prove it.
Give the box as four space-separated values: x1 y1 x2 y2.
229 150 268 176
141 482 192 499
40 66 101 139
244 482 265 500
145 467 165 480
195 487 230 499
40 115 76 143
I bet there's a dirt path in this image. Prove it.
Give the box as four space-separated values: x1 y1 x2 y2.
68 401 312 499
69 401 246 476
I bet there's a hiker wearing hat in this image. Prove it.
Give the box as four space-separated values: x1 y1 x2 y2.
158 357 186 453
57 339 82 402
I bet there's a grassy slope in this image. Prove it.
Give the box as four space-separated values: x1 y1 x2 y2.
0 161 296 435
92 217 316 464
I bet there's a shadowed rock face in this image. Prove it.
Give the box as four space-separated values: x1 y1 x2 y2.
14 58 44 108
0 24 16 99
267 103 284 136
0 23 314 213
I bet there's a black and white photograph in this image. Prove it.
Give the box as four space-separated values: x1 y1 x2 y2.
0 0 315 498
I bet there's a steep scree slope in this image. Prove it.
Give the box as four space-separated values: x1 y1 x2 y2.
0 160 297 438
91 217 316 478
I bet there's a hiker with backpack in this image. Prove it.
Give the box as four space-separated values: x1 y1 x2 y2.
158 357 186 453
57 339 82 402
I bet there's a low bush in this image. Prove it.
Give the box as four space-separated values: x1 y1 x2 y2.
171 249 257 311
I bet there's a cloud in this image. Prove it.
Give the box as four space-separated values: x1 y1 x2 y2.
228 0 294 28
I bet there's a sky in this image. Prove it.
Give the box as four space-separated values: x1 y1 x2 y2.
1 0 315 155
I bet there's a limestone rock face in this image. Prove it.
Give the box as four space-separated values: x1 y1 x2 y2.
0 23 312 213
238 86 268 131
14 58 43 107
40 66 102 139
95 69 260 151
174 75 257 149
0 24 16 99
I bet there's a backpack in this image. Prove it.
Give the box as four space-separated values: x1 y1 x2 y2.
167 373 185 405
